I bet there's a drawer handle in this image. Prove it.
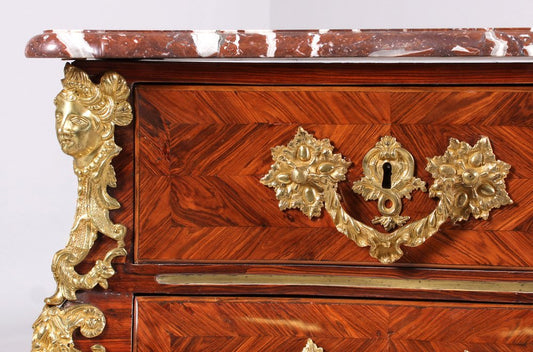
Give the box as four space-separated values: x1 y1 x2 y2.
32 65 133 352
261 127 512 264
302 339 324 352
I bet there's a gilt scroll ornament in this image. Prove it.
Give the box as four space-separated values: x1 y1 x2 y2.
32 64 132 352
32 305 106 352
261 127 512 264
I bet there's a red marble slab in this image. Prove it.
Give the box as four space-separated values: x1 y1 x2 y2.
26 28 533 59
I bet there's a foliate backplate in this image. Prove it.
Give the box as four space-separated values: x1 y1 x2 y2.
262 127 512 264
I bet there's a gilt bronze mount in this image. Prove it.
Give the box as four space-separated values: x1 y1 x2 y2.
353 136 426 231
302 339 324 352
32 65 132 352
261 127 513 264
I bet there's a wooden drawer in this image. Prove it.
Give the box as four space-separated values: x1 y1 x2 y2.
134 296 533 351
134 85 532 268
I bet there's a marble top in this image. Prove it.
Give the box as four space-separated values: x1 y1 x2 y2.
26 29 533 60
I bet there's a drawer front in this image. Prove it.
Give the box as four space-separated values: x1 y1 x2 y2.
135 85 532 267
134 296 532 351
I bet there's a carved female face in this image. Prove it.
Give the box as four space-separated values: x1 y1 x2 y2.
55 98 103 160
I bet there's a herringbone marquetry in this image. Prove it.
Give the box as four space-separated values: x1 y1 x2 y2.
391 89 533 126
135 86 533 268
135 297 533 352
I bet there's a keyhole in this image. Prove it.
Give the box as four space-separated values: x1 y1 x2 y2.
382 162 392 189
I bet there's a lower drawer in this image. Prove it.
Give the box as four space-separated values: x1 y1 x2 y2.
134 296 532 351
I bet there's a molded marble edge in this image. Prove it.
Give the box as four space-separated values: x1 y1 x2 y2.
26 28 533 59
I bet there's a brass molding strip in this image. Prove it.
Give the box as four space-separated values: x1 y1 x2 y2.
156 273 533 294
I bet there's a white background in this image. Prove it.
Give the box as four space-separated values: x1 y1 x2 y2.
1 0 532 350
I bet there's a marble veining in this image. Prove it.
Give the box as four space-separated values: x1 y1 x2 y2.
310 33 321 57
368 48 433 57
485 29 508 56
250 30 276 57
191 30 220 57
26 28 533 59
52 30 96 58
452 45 471 53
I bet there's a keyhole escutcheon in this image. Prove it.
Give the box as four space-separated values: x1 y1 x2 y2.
382 162 392 189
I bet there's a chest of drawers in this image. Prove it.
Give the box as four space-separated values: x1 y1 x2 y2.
27 29 533 352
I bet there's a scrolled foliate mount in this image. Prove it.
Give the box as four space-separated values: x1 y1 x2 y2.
32 64 133 352
32 305 106 352
261 127 513 264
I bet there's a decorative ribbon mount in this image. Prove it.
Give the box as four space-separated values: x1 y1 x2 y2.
261 127 513 264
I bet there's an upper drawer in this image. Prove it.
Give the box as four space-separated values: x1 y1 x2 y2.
134 85 532 268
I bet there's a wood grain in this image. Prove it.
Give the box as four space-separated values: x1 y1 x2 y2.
73 61 533 85
109 263 533 303
390 340 528 352
134 296 533 352
391 90 533 126
135 86 532 267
